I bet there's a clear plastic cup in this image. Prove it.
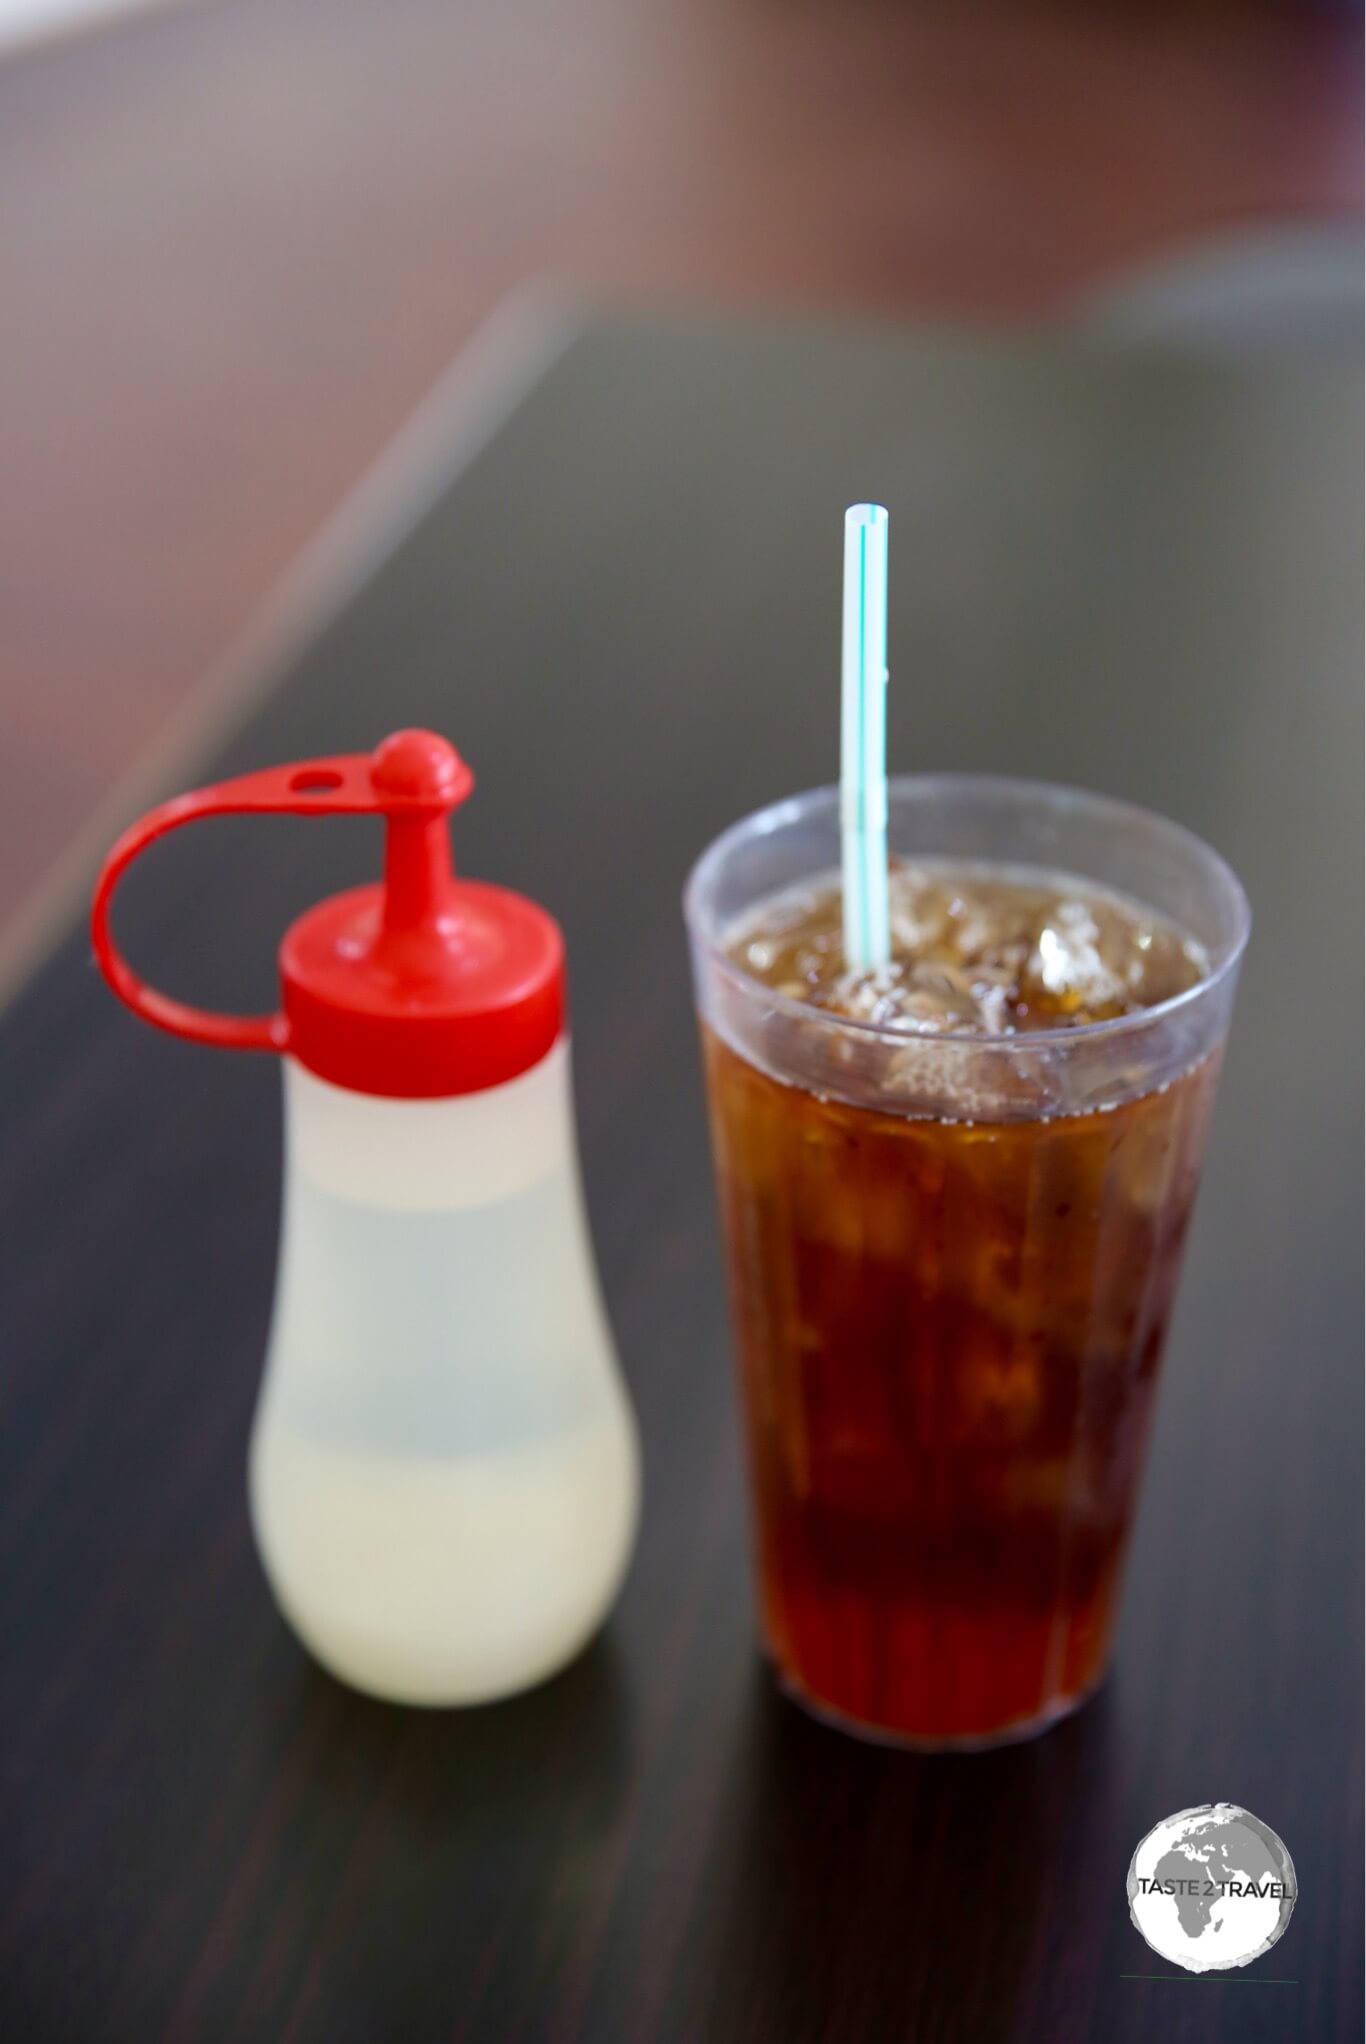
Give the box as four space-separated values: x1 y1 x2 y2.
685 776 1249 1747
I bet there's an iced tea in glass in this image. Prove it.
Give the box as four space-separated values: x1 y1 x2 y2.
685 778 1247 1747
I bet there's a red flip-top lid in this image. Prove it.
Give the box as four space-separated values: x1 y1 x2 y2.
91 730 565 1098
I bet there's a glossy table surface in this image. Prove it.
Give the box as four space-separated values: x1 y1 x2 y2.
1 313 1361 2042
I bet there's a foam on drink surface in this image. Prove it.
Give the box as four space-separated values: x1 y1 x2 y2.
728 859 1206 1036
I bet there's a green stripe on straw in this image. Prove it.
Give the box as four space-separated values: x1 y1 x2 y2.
840 504 890 973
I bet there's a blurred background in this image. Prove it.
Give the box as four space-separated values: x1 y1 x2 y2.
0 0 1360 976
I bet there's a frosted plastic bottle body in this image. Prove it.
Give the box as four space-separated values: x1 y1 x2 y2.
248 1035 639 1705
90 731 633 1707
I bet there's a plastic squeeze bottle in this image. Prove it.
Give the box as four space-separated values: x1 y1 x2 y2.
92 729 639 1706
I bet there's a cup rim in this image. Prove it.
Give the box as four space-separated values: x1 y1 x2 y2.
683 773 1251 1056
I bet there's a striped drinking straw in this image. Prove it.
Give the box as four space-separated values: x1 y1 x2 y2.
840 503 890 973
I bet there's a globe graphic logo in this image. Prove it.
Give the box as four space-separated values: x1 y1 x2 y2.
1127 1803 1297 1973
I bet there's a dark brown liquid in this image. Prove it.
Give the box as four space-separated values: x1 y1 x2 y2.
704 864 1217 1743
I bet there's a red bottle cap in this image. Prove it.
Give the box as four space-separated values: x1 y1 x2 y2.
91 729 565 1098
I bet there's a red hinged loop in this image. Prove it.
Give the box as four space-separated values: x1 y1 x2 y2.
90 737 475 1054
91 728 562 1097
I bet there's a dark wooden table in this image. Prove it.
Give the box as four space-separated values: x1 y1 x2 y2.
2 314 1361 2043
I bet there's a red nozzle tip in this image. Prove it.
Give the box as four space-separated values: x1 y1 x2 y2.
370 729 473 808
